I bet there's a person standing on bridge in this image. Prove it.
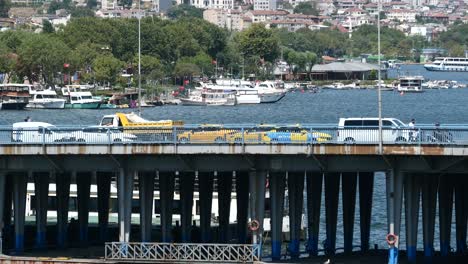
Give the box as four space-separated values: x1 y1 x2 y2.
408 119 418 141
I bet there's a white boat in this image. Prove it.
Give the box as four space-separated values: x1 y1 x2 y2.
397 76 424 93
61 86 102 109
201 82 261 104
0 84 31 110
26 88 66 109
424 57 468 72
180 88 236 106
254 81 286 103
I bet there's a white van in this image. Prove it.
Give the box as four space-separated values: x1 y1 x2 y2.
12 122 72 143
337 118 412 144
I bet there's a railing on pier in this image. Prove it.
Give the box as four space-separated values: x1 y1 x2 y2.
2 124 468 146
104 242 261 263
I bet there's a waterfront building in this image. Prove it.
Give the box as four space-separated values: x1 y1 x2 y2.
253 0 277 10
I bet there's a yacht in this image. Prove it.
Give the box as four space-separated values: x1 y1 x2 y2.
424 57 468 72
61 86 102 109
201 82 260 104
27 88 66 109
0 84 30 110
180 88 236 106
397 76 424 93
254 81 286 103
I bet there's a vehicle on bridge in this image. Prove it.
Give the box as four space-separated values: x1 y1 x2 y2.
227 125 332 143
177 125 238 143
72 126 138 143
12 122 75 143
337 117 412 144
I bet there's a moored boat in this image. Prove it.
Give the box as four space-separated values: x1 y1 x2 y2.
180 88 236 106
61 86 102 109
424 57 468 72
0 84 30 110
27 88 66 109
397 76 424 93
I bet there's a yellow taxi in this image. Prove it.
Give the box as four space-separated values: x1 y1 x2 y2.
177 125 239 143
228 126 332 143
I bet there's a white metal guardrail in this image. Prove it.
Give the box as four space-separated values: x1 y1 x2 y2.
104 242 261 263
1 124 467 145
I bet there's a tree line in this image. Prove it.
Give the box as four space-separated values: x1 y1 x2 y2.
0 15 466 88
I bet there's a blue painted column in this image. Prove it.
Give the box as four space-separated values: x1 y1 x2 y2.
34 172 49 249
97 172 111 243
179 171 195 243
236 171 249 244
198 171 214 243
139 171 155 242
269 171 285 261
324 172 340 256
249 170 266 253
438 174 453 257
118 168 134 243
77 172 91 245
0 171 6 254
342 172 357 254
386 169 403 264
422 174 437 260
306 172 322 256
13 171 28 253
404 174 420 263
288 171 304 259
159 172 175 243
359 172 374 253
455 175 467 254
217 171 232 243
56 171 71 248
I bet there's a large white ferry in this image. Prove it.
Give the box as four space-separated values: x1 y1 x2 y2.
424 57 468 71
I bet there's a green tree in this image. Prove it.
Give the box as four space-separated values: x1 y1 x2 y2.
17 34 70 84
87 0 98 8
237 23 280 63
119 0 133 9
293 1 319 16
179 52 213 76
70 7 95 17
167 4 203 20
48 0 73 14
0 43 17 82
93 54 124 87
42 19 55 34
304 51 317 78
134 55 164 85
0 0 11 18
173 62 200 79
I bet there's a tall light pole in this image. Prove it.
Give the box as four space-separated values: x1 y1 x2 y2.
377 0 383 155
138 0 142 116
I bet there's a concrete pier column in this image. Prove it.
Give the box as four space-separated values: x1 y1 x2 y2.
324 173 340 256
0 171 6 254
159 172 175 243
269 172 285 261
217 171 232 243
404 174 420 263
13 171 28 253
118 168 134 243
249 170 266 249
422 174 438 259
236 171 249 244
306 172 322 256
97 172 111 243
198 171 214 243
4 174 12 227
342 172 357 254
438 174 453 257
179 171 195 243
455 175 467 254
359 172 374 253
288 171 304 259
56 171 71 248
77 172 91 245
386 169 404 264
139 172 155 242
34 172 49 249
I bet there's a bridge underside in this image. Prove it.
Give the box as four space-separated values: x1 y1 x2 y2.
0 144 467 262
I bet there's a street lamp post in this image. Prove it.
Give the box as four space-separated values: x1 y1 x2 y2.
377 1 383 155
137 0 142 116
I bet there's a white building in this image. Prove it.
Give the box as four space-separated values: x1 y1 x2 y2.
203 9 244 31
188 0 234 9
386 9 418 22
253 0 277 10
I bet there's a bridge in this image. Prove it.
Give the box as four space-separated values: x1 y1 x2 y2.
0 124 468 263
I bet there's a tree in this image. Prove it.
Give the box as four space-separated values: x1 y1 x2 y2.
17 34 70 84
48 0 73 14
0 43 17 82
0 0 11 18
304 51 317 78
70 7 95 17
87 0 98 9
42 19 55 34
93 54 124 87
118 0 133 9
167 4 203 20
237 23 280 63
173 62 200 79
293 2 319 16
134 55 164 85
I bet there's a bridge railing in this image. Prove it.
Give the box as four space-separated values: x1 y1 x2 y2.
104 242 260 263
1 124 468 145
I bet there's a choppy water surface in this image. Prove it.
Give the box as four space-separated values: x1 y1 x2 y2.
0 64 465 253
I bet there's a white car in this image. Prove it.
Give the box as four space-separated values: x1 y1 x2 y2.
12 122 74 143
337 117 412 144
71 126 137 143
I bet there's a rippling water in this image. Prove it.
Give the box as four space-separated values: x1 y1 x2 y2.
1 64 464 253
